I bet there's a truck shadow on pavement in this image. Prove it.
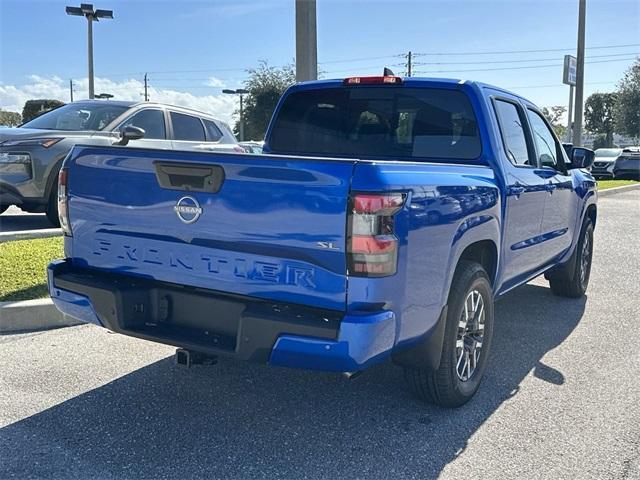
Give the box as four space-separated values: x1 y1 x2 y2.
0 284 586 479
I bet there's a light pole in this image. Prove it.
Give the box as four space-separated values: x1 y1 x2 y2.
572 0 586 146
223 89 249 141
295 0 317 82
66 4 113 100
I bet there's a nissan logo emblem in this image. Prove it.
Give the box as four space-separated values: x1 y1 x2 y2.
174 196 202 224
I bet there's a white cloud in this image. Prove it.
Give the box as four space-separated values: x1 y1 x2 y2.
204 76 226 88
0 75 238 125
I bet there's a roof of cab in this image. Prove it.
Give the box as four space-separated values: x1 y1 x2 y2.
291 76 526 102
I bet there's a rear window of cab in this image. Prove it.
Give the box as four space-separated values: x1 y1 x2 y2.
269 86 481 161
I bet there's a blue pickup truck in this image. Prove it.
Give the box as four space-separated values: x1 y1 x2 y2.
48 76 597 407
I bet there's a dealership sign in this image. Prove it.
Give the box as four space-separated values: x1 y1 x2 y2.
563 55 577 86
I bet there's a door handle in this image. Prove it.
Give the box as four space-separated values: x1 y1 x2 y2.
545 182 557 194
508 185 526 197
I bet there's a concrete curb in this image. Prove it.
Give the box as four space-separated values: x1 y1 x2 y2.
0 298 82 334
599 183 640 197
0 228 62 243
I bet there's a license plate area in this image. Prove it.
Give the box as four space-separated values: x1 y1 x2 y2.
118 286 242 352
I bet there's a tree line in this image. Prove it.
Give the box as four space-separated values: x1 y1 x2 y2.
536 59 639 148
0 99 66 126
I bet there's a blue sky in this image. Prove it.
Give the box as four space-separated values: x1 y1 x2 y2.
1 0 638 124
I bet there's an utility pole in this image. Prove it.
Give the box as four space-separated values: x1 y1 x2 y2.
69 79 75 102
87 15 94 99
144 73 149 101
295 0 317 82
572 0 587 146
222 89 249 141
406 51 412 77
239 94 244 141
566 84 574 143
66 4 114 100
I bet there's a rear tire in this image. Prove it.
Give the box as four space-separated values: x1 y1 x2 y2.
404 261 494 408
45 185 60 227
548 218 593 298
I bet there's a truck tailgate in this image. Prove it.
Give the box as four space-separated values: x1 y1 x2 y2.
65 146 355 311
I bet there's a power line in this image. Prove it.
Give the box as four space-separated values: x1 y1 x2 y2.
413 43 640 56
318 54 402 65
505 80 618 90
407 51 639 66
411 55 638 74
147 51 637 84
95 43 640 79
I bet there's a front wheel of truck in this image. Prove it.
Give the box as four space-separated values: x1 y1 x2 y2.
404 261 494 408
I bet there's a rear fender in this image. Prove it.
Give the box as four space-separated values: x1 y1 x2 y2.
442 214 500 305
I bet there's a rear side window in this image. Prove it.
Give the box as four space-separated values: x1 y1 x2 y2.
121 109 166 139
269 87 481 161
493 100 531 166
202 118 223 142
171 112 205 141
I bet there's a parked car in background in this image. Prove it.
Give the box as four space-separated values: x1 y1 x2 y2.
239 141 264 154
0 101 240 223
591 148 622 179
613 147 640 180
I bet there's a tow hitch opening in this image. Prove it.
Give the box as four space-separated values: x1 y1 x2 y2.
175 348 218 368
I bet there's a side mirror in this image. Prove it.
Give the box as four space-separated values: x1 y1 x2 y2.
117 125 145 146
570 147 595 169
539 153 555 167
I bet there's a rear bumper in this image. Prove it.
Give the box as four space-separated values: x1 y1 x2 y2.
613 168 640 179
47 259 396 372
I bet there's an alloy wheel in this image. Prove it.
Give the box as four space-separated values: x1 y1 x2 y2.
456 289 486 382
580 232 592 288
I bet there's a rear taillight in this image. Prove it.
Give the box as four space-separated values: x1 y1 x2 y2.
58 168 72 236
348 192 405 277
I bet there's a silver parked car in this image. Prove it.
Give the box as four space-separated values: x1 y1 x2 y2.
0 100 241 224
591 148 622 179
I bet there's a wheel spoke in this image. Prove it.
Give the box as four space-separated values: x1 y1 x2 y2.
456 348 465 373
464 351 471 379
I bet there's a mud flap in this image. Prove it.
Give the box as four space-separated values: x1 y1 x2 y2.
391 305 448 371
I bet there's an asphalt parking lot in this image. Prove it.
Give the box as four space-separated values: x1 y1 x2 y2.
1 190 639 479
0 206 53 232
